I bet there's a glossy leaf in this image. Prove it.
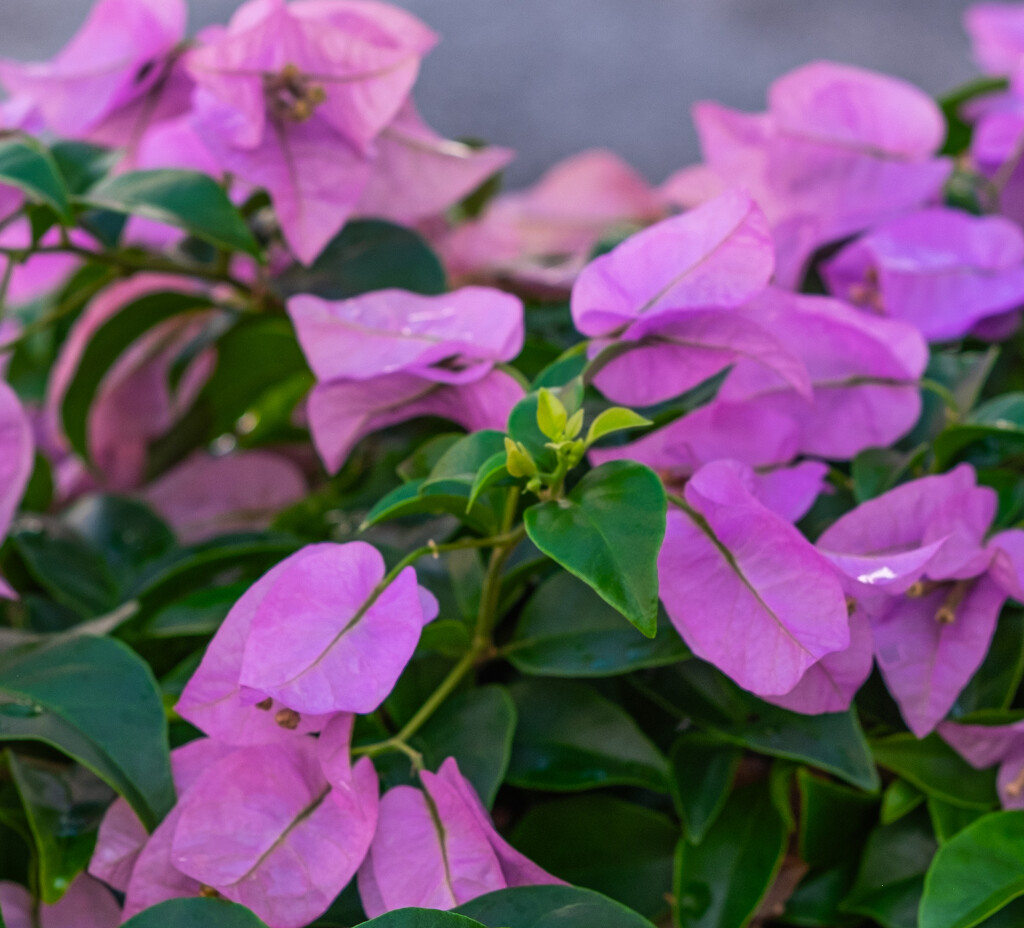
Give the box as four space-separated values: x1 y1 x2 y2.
11 528 119 617
275 219 446 299
0 636 173 829
510 794 677 920
76 170 260 256
413 686 516 809
673 780 788 928
669 733 741 844
882 779 927 825
509 572 689 677
842 808 937 928
358 912 487 927
0 136 70 219
927 797 986 844
585 407 652 447
456 885 657 927
507 680 670 793
637 663 879 790
797 769 876 869
524 461 666 636
920 811 1024 928
872 734 999 809
360 478 499 535
120 898 271 927
7 753 107 904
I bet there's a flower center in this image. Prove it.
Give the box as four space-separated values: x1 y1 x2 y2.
905 578 973 624
263 63 327 123
847 266 886 315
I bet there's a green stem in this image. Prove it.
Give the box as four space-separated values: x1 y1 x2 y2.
354 493 526 760
1 268 118 350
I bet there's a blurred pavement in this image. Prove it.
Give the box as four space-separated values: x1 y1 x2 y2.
0 0 981 184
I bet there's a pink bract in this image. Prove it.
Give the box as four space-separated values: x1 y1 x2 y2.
658 460 850 697
678 61 950 286
359 757 561 916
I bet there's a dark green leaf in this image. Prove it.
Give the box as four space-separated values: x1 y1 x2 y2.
881 779 926 826
954 611 1024 715
59 290 213 462
413 686 515 809
76 170 260 256
358 911 486 927
0 136 70 219
121 898 271 927
872 734 998 809
275 219 446 298
939 77 1008 156
842 808 937 928
637 663 879 791
7 752 108 903
456 885 657 927
674 780 788 928
510 794 677 920
920 811 1024 928
64 495 175 579
525 462 666 636
145 582 248 638
797 769 876 869
669 733 740 844
11 528 119 617
507 680 669 793
509 572 688 677
49 142 120 195
467 453 511 511
0 636 173 829
928 796 986 844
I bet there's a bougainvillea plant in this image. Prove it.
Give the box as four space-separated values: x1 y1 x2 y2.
8 2 1024 927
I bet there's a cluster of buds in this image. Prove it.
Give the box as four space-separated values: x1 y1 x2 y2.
505 385 650 498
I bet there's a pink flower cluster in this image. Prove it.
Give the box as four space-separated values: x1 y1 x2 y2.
84 543 557 927
0 0 512 265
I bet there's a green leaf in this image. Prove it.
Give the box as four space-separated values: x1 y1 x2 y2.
506 394 558 471
524 462 666 637
509 572 688 678
49 142 121 195
456 885 657 927
275 219 446 299
920 811 1024 928
669 733 740 844
927 796 986 844
130 533 301 608
797 768 877 869
939 76 1008 156
872 734 998 809
0 136 70 220
7 752 107 903
882 778 927 825
637 663 879 791
673 780 788 928
145 582 248 638
536 388 568 440
59 290 213 462
0 636 173 829
360 479 499 536
851 447 913 503
413 686 515 809
11 528 119 617
76 170 260 256
585 407 652 447
64 495 176 581
842 808 937 928
511 794 677 920
954 611 1024 715
358 912 487 927
507 680 670 793
423 432 508 489
785 862 862 928
121 898 272 927
467 453 511 511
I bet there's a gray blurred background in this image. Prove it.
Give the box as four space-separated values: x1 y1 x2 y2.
0 0 982 185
